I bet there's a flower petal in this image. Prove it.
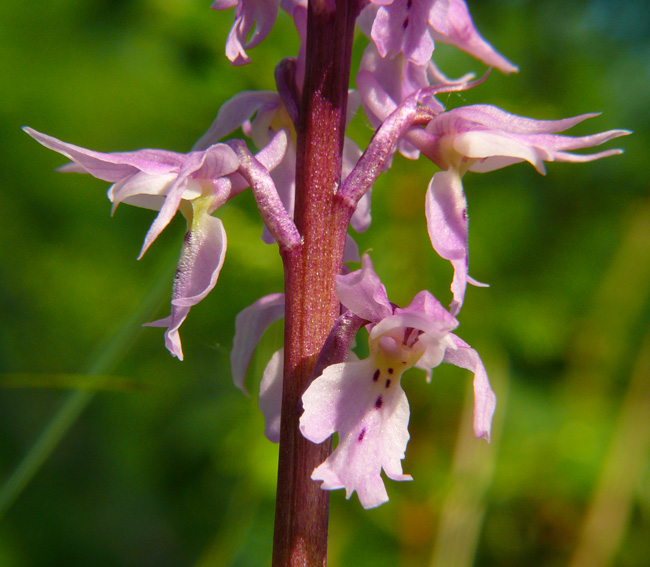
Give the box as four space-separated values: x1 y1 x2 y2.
443 334 496 441
454 130 549 174
137 146 239 258
438 105 598 135
343 234 361 264
145 209 227 360
138 177 191 258
193 91 279 151
259 348 284 442
300 357 412 509
335 254 393 323
24 127 181 181
425 169 470 315
429 0 518 74
108 172 180 213
371 0 434 65
231 293 285 393
171 216 227 308
213 0 279 65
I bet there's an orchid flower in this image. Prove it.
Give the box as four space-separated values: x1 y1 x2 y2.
195 86 372 238
364 0 517 73
24 127 287 360
213 0 308 67
355 0 515 132
212 0 279 65
406 105 631 314
357 42 474 160
299 254 495 508
356 0 515 161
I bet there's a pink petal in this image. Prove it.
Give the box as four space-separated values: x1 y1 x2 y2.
429 0 518 74
343 234 361 264
24 127 181 181
371 0 434 65
137 147 239 258
443 334 496 441
138 177 192 259
358 45 436 125
524 129 631 153
171 218 227 308
453 130 550 174
231 293 285 393
258 349 284 442
300 358 412 509
335 254 393 323
425 170 470 315
213 0 279 65
439 105 598 135
108 172 180 213
145 213 227 360
193 91 279 151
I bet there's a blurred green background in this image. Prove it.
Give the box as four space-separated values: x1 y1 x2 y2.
1 0 648 565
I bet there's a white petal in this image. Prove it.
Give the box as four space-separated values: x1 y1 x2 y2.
300 357 412 509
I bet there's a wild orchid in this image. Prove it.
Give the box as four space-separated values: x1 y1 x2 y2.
299 255 495 509
24 126 288 360
413 106 631 313
25 0 628 564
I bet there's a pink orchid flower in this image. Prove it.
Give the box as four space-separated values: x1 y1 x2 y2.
299 254 495 508
367 0 517 72
212 0 279 65
24 127 286 360
409 105 630 313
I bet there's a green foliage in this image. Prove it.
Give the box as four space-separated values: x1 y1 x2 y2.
1 0 648 565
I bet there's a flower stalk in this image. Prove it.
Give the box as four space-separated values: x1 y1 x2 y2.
272 0 361 564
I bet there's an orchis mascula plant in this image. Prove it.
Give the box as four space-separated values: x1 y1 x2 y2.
26 0 628 565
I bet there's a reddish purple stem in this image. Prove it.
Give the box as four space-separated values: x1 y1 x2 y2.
272 0 361 565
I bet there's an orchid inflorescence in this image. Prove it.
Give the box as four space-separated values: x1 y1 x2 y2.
26 0 628 512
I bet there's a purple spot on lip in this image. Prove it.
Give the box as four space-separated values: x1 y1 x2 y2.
373 369 380 382
402 17 409 29
388 368 394 374
375 396 383 409
407 0 412 7
358 428 366 442
385 379 391 388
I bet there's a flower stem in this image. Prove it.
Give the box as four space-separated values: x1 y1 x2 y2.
272 0 360 565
